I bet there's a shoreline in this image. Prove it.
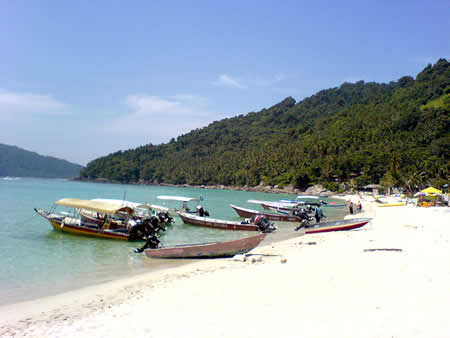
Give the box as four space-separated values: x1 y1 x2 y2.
0 189 347 307
74 177 337 196
2 196 449 337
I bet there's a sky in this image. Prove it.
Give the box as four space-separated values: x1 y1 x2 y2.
1 0 449 166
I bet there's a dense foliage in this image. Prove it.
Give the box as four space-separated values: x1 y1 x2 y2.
0 144 83 178
80 59 449 192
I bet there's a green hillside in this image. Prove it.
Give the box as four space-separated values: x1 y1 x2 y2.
0 144 83 179
80 59 449 192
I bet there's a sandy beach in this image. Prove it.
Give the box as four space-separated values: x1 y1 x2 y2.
1 195 449 338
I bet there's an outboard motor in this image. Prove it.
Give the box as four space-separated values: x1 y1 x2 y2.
294 208 314 231
135 235 161 253
150 216 166 233
128 219 152 240
253 215 277 233
156 211 174 225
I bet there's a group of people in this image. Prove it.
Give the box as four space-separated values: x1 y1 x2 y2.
348 201 362 214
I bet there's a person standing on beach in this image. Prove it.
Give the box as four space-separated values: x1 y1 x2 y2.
357 201 362 213
314 206 324 223
349 201 354 214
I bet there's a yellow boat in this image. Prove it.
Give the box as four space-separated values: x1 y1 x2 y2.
34 198 149 240
377 202 406 207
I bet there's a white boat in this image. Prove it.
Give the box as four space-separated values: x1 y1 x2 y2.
247 199 297 208
156 195 209 216
3 176 20 181
247 198 320 214
279 195 321 203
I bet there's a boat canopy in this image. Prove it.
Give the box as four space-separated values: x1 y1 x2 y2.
277 196 321 204
248 199 297 207
55 198 135 215
248 199 283 204
157 196 200 202
92 198 152 210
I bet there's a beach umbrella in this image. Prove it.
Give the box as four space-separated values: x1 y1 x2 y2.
421 187 442 195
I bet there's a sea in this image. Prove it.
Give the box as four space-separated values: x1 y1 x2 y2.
0 177 348 305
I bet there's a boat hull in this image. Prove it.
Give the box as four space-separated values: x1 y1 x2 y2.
304 218 371 234
177 211 259 231
35 208 130 240
145 233 267 258
230 204 301 222
49 220 129 240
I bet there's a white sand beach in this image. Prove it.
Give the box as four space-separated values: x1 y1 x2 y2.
1 195 449 338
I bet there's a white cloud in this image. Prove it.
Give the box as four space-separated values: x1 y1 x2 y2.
0 89 66 120
124 94 211 117
212 74 247 89
102 94 222 142
125 95 189 115
212 72 287 89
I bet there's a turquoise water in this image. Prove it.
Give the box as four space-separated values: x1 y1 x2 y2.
0 178 347 305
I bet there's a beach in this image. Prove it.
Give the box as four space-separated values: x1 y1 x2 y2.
1 195 449 337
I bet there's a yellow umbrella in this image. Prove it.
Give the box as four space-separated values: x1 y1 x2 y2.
421 187 442 195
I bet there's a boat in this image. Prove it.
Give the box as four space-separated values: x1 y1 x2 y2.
34 198 160 240
248 197 324 213
377 202 406 207
144 233 267 258
80 198 174 227
301 218 372 234
248 199 298 212
325 201 346 207
231 204 371 233
156 195 209 216
230 204 303 222
279 195 321 203
78 199 149 228
177 211 277 233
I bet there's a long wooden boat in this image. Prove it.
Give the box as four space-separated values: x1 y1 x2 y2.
35 207 131 240
248 199 300 212
303 218 372 234
79 198 173 228
248 197 323 213
34 198 148 240
230 204 301 222
144 233 267 258
230 204 371 233
177 211 260 231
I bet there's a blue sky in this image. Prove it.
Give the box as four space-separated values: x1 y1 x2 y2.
1 0 448 166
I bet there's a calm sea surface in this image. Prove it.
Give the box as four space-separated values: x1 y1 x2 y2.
0 177 347 305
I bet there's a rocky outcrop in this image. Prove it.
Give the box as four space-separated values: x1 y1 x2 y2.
304 184 332 196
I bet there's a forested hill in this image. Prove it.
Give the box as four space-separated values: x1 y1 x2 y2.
0 144 83 179
80 58 449 192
